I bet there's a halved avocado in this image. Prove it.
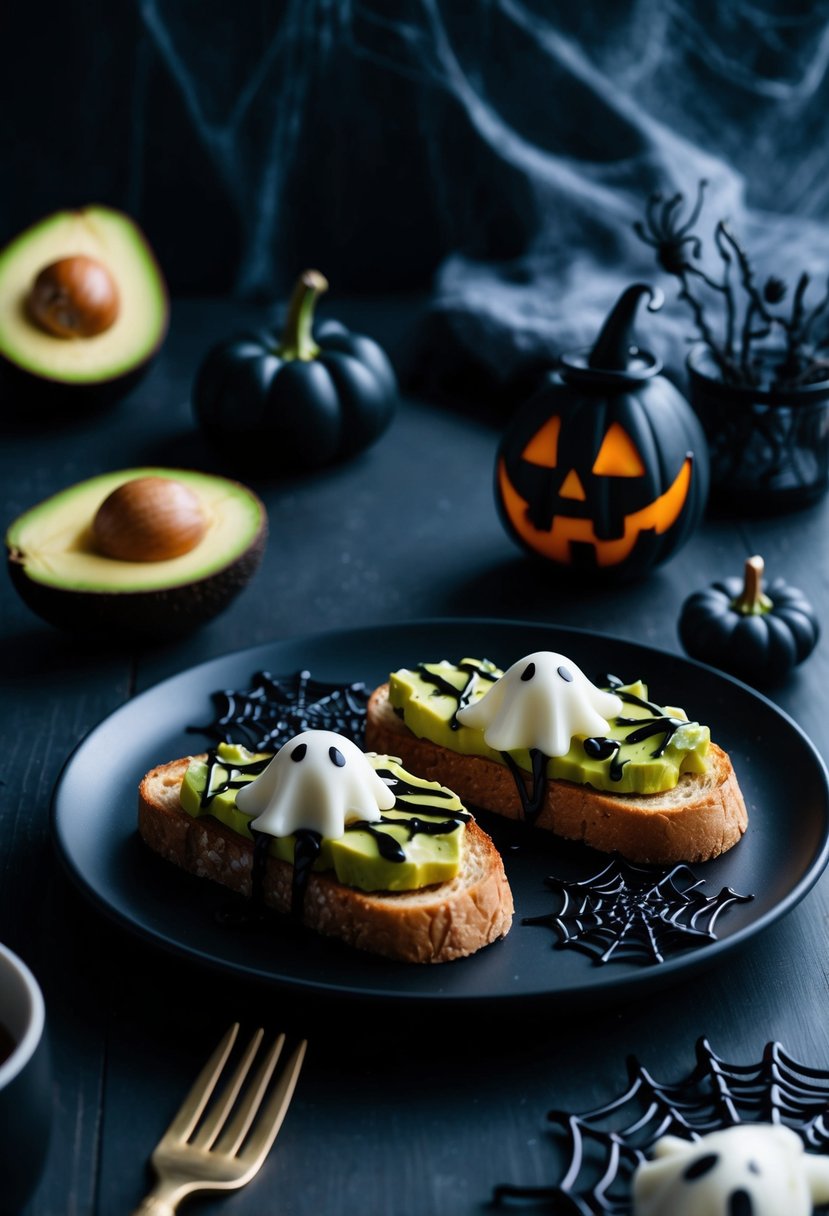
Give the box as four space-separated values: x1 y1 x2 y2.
6 468 267 639
0 206 168 410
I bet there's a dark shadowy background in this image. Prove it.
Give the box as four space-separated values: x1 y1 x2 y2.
6 0 829 394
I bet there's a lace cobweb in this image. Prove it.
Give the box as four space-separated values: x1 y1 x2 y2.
188 669 370 751
524 858 753 965
494 1038 829 1214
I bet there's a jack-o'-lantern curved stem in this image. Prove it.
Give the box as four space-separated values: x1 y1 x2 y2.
589 284 664 371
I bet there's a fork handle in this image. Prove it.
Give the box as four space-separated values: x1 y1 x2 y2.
130 1180 189 1215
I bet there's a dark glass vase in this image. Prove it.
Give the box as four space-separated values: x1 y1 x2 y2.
687 345 829 513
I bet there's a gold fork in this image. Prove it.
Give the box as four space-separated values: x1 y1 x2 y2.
131 1023 307 1215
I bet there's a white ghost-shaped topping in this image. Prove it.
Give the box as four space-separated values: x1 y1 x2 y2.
234 730 395 840
632 1124 829 1216
455 652 622 757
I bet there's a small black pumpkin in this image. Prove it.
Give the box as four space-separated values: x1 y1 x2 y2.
496 285 709 580
193 269 397 472
678 555 820 686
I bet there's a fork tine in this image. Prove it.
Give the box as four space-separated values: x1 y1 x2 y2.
214 1032 286 1156
236 1039 307 1169
164 1022 240 1143
191 1027 265 1151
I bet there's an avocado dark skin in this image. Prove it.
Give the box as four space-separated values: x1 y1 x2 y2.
7 533 267 640
0 357 154 430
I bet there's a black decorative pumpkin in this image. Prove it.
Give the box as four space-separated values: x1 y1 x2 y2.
679 555 820 686
193 270 397 473
496 285 710 579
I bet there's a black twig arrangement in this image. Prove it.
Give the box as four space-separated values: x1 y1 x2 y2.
635 180 829 391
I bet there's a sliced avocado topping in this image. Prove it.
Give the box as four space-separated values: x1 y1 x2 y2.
180 742 467 893
389 660 710 796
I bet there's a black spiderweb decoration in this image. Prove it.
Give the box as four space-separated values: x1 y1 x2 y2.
494 1037 829 1214
524 858 753 965
188 670 370 751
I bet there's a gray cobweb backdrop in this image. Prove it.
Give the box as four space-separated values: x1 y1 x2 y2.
7 0 829 405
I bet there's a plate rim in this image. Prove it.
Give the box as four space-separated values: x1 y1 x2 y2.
50 616 829 1005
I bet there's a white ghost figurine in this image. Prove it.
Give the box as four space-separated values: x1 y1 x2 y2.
234 729 395 839
455 652 622 757
632 1124 829 1216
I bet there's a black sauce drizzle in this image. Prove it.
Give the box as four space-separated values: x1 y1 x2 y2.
198 751 469 921
200 750 272 802
413 659 500 730
500 748 549 824
412 660 553 819
582 675 695 784
409 664 702 817
359 768 471 864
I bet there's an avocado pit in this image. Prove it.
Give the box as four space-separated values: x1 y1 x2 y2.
93 476 207 562
28 255 120 339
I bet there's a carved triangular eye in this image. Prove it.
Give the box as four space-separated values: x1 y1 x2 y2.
522 415 560 467
592 422 645 476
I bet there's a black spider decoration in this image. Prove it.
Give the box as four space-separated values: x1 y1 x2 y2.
494 1037 829 1214
633 180 708 277
189 669 370 751
524 858 753 965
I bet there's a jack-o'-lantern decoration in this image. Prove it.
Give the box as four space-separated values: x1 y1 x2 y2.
496 284 709 579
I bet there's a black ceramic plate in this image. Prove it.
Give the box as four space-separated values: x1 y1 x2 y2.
51 619 829 1006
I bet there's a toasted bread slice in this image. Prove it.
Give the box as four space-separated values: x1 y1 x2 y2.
138 755 514 964
365 685 748 865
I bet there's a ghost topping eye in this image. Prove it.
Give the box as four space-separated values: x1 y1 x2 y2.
521 662 536 682
291 743 307 762
329 746 345 767
557 665 573 682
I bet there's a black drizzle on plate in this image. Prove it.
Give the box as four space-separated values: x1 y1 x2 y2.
493 1038 829 1214
524 856 753 966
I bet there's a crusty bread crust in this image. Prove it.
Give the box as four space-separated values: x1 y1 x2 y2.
365 685 748 865
138 755 513 964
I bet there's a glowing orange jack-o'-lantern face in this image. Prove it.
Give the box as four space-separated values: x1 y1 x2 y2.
495 385 707 576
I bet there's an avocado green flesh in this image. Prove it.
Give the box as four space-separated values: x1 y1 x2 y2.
0 207 167 383
389 661 710 796
5 468 263 592
180 743 466 893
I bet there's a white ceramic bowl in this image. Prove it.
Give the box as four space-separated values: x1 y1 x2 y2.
0 943 50 1214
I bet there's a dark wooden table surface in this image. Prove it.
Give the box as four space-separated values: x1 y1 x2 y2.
3 296 829 1216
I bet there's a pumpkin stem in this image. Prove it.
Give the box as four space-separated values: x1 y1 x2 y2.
732 554 773 615
589 284 664 371
279 269 328 361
